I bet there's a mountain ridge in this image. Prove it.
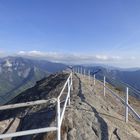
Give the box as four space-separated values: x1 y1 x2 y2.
0 56 67 104
0 72 139 140
77 65 140 92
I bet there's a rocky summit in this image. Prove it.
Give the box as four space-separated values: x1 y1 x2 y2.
0 72 140 140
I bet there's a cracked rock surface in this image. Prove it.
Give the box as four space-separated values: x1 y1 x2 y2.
0 72 140 140
62 73 140 140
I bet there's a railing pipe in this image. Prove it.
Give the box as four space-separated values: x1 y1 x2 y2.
60 88 70 124
128 104 140 120
98 80 125 103
104 76 106 96
94 74 96 85
84 69 85 77
93 75 140 122
125 87 129 123
88 70 90 81
68 79 70 106
71 73 73 91
57 98 61 140
0 127 57 139
0 99 56 111
0 72 73 140
81 67 82 75
58 75 71 99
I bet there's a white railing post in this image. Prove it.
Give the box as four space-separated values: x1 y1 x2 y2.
70 73 73 91
84 69 85 77
57 99 61 140
68 78 70 106
125 87 129 123
104 76 106 96
88 70 90 81
94 74 96 85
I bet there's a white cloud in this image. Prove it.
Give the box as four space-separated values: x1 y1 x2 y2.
130 56 136 60
18 51 26 55
17 50 132 65
95 55 109 61
0 51 5 57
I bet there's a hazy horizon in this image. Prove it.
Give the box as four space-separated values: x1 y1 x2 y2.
1 55 140 69
0 0 140 68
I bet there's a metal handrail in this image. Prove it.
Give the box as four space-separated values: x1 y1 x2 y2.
74 67 140 122
0 72 73 140
93 74 140 122
58 73 72 99
0 127 57 139
0 98 56 111
57 72 72 140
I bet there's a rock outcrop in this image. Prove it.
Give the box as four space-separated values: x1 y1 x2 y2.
0 72 140 140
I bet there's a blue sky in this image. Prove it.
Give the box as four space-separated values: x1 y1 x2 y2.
0 0 140 67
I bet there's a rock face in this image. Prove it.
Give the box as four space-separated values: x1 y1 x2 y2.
61 73 140 140
0 56 67 105
0 72 69 140
0 72 140 140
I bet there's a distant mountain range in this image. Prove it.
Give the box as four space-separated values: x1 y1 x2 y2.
86 66 140 97
1 57 140 104
84 63 140 71
0 56 67 104
74 65 140 97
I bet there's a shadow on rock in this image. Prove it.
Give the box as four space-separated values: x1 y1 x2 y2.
75 74 109 140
